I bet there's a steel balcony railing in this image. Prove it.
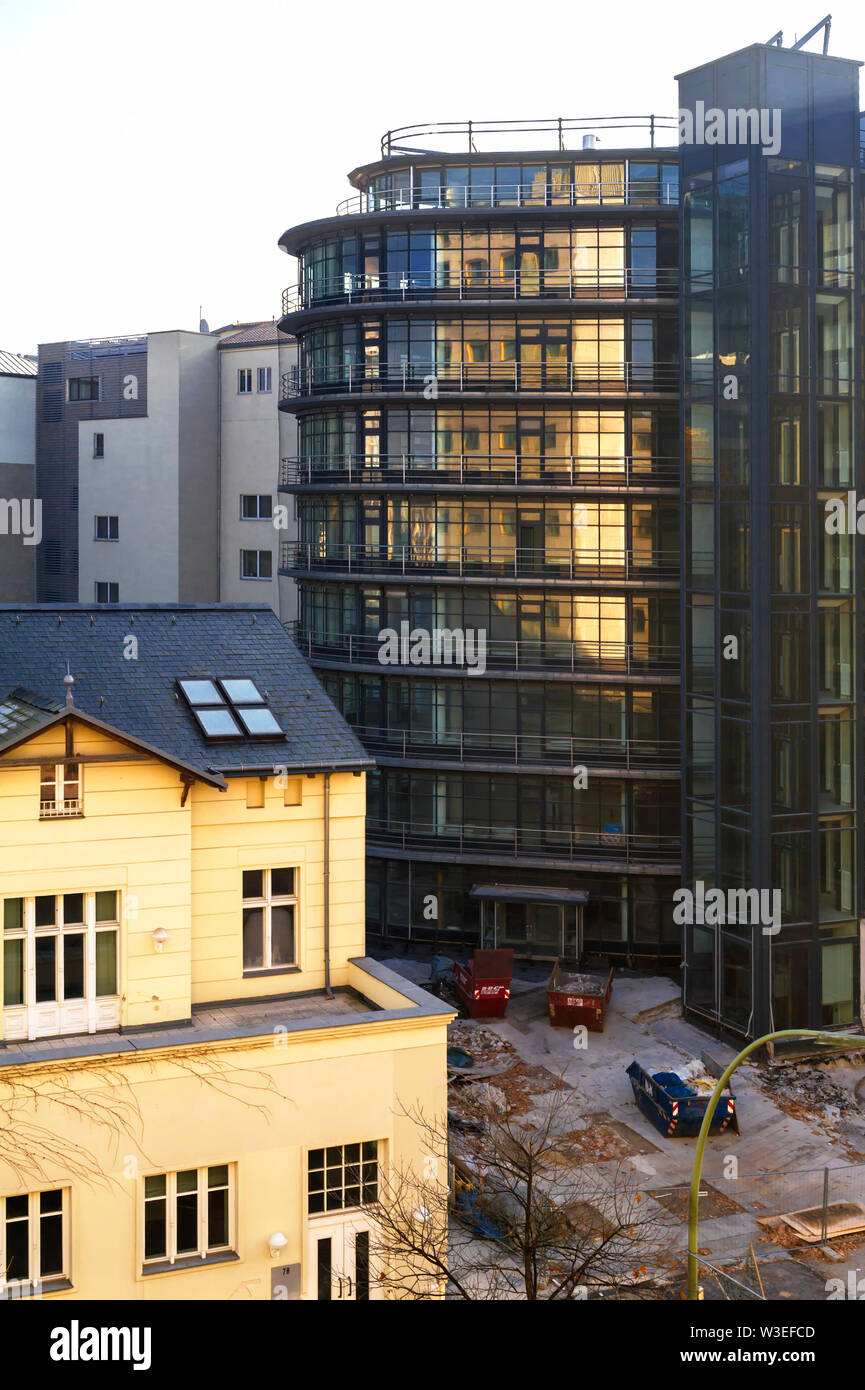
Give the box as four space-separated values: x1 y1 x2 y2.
281 542 680 582
280 361 679 399
365 816 681 864
279 453 680 489
282 268 679 314
286 623 680 675
334 178 678 217
347 723 680 769
379 116 677 157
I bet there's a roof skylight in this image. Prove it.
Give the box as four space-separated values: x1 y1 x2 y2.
178 677 283 742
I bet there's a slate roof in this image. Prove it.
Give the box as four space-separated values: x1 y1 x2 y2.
217 322 295 349
0 349 37 377
0 604 372 778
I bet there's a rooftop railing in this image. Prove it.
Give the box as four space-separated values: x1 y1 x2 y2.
281 541 680 583
379 116 677 157
287 624 681 677
282 267 679 314
348 723 680 770
281 361 679 399
366 816 681 865
335 177 678 216
280 453 679 490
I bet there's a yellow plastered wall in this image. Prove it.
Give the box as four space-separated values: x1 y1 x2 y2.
0 724 193 1033
0 720 369 1032
190 770 367 1004
0 1015 449 1300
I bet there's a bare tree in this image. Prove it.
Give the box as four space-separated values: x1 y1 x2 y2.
374 1086 671 1300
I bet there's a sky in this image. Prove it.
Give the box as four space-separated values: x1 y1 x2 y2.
3 0 865 353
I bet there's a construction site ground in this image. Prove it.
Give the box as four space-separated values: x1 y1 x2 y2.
374 947 865 1300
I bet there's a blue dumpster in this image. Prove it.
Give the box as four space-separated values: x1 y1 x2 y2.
626 1061 739 1138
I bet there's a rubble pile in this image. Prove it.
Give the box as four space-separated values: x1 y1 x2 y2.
758 1064 860 1121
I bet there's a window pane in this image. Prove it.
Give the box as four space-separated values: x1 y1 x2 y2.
144 1197 167 1260
207 1187 229 1248
3 898 23 932
220 680 263 704
270 905 295 965
5 1205 29 1281
63 893 84 924
242 870 263 900
176 1191 198 1254
270 868 295 898
35 936 57 1003
63 934 85 999
35 895 56 927
3 938 23 1006
95 891 118 923
243 908 264 968
40 1209 64 1277
95 931 117 996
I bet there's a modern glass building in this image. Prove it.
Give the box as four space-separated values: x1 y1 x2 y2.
680 40 864 1036
278 118 682 961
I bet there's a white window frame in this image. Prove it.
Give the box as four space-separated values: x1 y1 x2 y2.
257 366 272 393
39 761 81 818
94 514 119 541
0 1188 68 1295
237 368 253 394
240 494 273 521
2 889 120 1042
95 581 119 604
142 1165 235 1268
242 866 298 973
240 548 272 580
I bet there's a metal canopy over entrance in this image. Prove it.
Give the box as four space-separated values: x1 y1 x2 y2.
470 883 589 958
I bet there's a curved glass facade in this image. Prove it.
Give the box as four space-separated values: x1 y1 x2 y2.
280 140 681 959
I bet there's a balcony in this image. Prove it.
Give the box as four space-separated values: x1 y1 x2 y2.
282 542 679 584
347 724 679 772
280 454 680 491
281 361 679 400
366 816 680 867
282 268 679 315
287 624 680 679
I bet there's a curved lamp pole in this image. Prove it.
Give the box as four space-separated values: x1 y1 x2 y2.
687 1028 865 1301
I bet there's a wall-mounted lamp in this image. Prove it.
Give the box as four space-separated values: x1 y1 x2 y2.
268 1231 288 1259
151 927 170 953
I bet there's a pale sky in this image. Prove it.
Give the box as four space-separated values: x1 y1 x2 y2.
2 0 864 353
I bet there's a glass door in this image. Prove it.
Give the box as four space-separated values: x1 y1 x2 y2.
516 232 542 296
517 416 543 481
309 1217 377 1301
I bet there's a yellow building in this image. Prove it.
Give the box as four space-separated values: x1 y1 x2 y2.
0 603 452 1300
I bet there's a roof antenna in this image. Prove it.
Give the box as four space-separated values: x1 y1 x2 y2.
63 663 75 710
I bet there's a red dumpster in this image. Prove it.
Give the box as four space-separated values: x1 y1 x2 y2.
453 949 514 1019
546 959 613 1032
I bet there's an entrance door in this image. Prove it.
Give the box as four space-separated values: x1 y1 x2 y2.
498 902 565 955
309 1217 378 1301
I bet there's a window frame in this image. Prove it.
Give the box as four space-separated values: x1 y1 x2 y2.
240 548 273 580
237 368 253 394
240 494 273 521
3 890 120 1034
241 866 298 973
0 1188 68 1293
67 376 100 403
92 432 104 459
257 366 273 393
39 761 81 818
142 1164 235 1270
95 581 119 604
307 1141 380 1215
94 514 119 542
